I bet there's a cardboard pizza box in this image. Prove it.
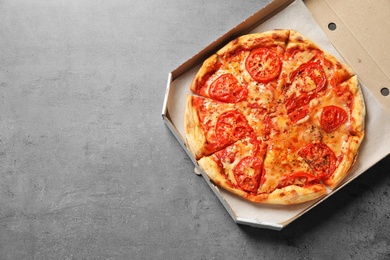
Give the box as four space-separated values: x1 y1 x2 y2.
162 0 390 230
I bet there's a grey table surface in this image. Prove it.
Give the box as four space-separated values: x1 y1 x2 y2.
1 0 389 259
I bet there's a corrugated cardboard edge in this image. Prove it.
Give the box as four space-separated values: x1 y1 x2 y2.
304 0 390 116
162 72 199 168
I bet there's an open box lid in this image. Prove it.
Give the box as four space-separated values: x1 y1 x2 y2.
305 0 390 115
162 0 390 230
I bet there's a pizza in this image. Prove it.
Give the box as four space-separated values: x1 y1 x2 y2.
184 29 365 205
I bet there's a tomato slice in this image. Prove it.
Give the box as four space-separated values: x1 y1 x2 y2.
278 171 319 188
284 61 326 124
289 61 326 93
215 111 253 146
209 74 248 103
261 114 273 141
233 156 263 192
320 105 348 133
285 93 316 114
287 105 309 123
298 142 337 180
285 92 316 123
245 48 282 83
214 148 237 165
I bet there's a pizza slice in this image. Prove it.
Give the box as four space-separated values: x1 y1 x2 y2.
185 95 254 159
309 75 365 189
283 30 354 86
281 30 356 124
189 54 249 103
197 134 266 197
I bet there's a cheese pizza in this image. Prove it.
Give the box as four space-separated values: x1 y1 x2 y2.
184 29 365 205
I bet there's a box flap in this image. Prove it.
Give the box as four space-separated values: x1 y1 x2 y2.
305 0 390 115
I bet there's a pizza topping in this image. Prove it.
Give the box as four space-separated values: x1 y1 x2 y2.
287 105 309 123
320 105 348 133
191 56 224 96
245 48 282 83
290 61 326 93
215 110 253 146
285 92 315 114
214 147 237 164
334 84 354 111
209 74 248 103
261 114 274 140
285 92 315 123
233 156 263 192
284 61 326 123
298 142 337 180
278 171 319 188
212 146 238 176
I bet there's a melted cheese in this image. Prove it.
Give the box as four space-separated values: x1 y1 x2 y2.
218 137 257 186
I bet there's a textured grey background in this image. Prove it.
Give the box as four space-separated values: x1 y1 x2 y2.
0 0 389 259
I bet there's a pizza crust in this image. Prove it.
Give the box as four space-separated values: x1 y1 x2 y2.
216 29 290 61
197 156 249 198
324 134 363 189
349 76 366 134
252 184 328 205
324 76 365 188
190 54 223 96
